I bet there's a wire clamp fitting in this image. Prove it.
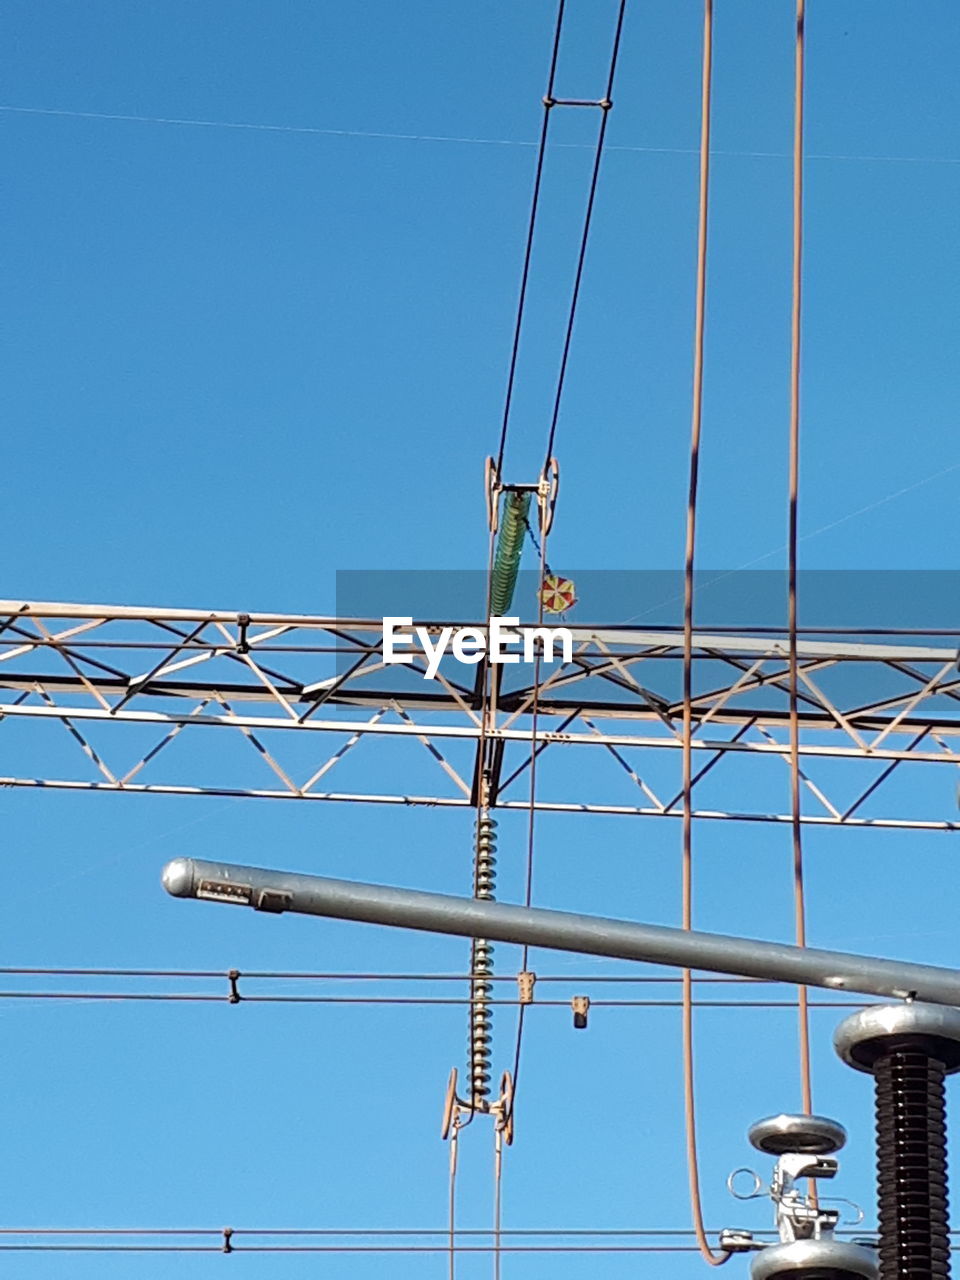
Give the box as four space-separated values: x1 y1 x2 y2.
722 1115 877 1278
537 457 559 535
484 457 501 533
517 970 537 1005
571 995 590 1029
441 1066 461 1139
490 1070 515 1146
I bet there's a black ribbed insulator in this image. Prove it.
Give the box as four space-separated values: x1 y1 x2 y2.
874 1049 950 1280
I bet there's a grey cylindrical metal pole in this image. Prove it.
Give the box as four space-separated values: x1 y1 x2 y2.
162 858 960 1006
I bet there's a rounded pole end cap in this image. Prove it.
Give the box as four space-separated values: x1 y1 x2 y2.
161 857 195 898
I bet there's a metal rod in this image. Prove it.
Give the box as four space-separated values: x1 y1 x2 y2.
163 859 960 1005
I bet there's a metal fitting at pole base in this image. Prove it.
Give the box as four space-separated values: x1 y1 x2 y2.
750 1240 878 1280
834 1003 960 1074
749 1114 846 1157
835 1004 960 1280
162 858 960 1008
725 1112 877 1280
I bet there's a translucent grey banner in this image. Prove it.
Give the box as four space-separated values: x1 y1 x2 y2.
336 569 960 633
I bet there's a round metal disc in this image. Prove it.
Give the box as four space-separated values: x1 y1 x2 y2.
748 1113 847 1156
834 1002 960 1073
750 1240 878 1280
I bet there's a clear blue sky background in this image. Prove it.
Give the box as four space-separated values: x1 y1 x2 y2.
2 1 959 1276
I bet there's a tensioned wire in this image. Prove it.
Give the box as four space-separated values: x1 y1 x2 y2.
680 1 813 1264
679 0 729 1266
788 0 815 1125
494 0 566 480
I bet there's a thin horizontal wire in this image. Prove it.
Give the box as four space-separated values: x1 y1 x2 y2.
0 1227 764 1238
2 105 958 165
0 967 782 982
0 989 867 1008
0 1244 711 1252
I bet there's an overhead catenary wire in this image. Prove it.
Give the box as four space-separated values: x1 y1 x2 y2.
0 966 827 982
507 501 550 1115
494 0 566 479
0 13 949 1280
0 1227 894 1237
502 0 629 1124
0 1243 795 1254
496 0 627 479
0 990 872 1008
542 0 627 470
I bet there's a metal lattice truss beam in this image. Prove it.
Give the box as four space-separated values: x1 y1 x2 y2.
2 601 959 830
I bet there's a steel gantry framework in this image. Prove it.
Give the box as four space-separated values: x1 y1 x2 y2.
2 600 959 831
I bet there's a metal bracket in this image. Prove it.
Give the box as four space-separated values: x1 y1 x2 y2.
441 1067 459 1140
572 994 590 1029
538 457 559 535
491 1070 514 1146
484 457 501 533
518 970 537 1004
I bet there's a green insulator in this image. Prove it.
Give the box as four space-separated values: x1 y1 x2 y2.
490 492 531 616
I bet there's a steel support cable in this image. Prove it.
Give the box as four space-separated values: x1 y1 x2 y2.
508 515 550 1114
464 518 500 1123
494 1128 504 1280
0 990 870 1008
789 0 814 1123
494 0 566 479
679 1 729 1267
541 0 627 470
0 967 804 983
0 1228 891 1239
448 1123 459 1280
0 1243 796 1254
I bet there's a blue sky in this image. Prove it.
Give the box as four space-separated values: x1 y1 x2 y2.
2 1 960 1276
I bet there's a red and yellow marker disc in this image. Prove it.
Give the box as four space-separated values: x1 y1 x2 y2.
539 575 577 614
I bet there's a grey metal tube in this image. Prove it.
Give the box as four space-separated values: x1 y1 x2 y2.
162 857 960 1006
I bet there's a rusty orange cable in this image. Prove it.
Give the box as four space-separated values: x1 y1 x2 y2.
680 0 729 1267
788 0 814 1122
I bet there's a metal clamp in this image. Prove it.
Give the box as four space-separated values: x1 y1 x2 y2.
538 457 559 535
484 457 501 533
724 1114 878 1279
441 1067 460 1140
492 1070 514 1146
